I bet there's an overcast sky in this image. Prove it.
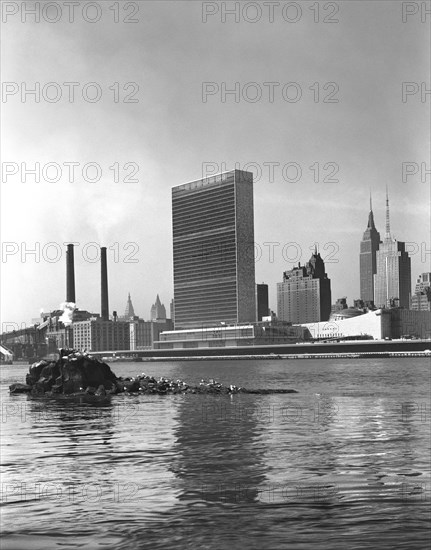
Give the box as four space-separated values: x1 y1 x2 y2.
1 0 430 327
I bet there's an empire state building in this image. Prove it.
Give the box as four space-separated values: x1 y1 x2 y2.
359 195 381 304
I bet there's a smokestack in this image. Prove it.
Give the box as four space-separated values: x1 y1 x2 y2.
66 244 76 303
101 247 109 321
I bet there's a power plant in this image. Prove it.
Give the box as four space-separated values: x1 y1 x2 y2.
54 244 131 352
64 243 110 321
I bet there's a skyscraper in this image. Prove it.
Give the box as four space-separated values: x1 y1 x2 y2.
359 195 381 303
374 190 411 308
172 169 256 329
150 295 167 321
277 248 332 323
124 292 136 319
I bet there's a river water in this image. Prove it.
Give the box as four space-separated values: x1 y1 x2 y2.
1 358 430 549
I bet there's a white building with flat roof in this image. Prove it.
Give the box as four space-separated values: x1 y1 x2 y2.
300 309 392 340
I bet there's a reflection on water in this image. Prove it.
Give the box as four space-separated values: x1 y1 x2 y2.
172 394 268 503
1 359 430 549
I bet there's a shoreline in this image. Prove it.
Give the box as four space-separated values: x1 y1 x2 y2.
5 340 430 366
95 339 431 362
131 350 430 362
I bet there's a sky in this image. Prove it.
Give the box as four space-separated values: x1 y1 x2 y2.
1 0 430 328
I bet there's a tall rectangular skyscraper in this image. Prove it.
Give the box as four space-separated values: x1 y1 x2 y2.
172 169 256 329
374 191 411 308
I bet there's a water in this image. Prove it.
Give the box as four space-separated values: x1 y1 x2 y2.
1 358 430 549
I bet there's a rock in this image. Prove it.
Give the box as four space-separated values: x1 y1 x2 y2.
11 350 119 397
121 379 140 393
26 359 50 386
10 352 298 397
95 385 106 396
31 382 47 394
115 380 126 393
62 379 77 394
9 383 32 394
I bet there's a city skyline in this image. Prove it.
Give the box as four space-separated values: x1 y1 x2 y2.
2 4 429 549
1 1 429 326
0 185 427 328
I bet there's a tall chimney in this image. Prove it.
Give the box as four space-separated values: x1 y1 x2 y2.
66 244 76 303
101 247 109 321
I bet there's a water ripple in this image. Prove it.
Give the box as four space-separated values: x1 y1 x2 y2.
1 358 430 549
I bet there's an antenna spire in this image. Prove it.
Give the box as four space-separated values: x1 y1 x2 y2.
369 190 372 212
385 186 391 239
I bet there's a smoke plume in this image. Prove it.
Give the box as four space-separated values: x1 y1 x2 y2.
59 302 76 326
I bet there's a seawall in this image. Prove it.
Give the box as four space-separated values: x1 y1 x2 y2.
90 339 431 362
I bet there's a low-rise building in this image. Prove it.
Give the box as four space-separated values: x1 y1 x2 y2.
300 309 392 340
73 319 130 352
331 297 348 314
390 309 431 339
155 321 309 350
129 319 174 350
300 308 430 340
411 273 431 311
44 308 100 352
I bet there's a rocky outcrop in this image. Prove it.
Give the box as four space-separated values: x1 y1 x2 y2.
9 383 32 394
10 350 118 396
9 350 298 396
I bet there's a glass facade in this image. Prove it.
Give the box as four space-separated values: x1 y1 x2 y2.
172 170 256 329
160 325 255 342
